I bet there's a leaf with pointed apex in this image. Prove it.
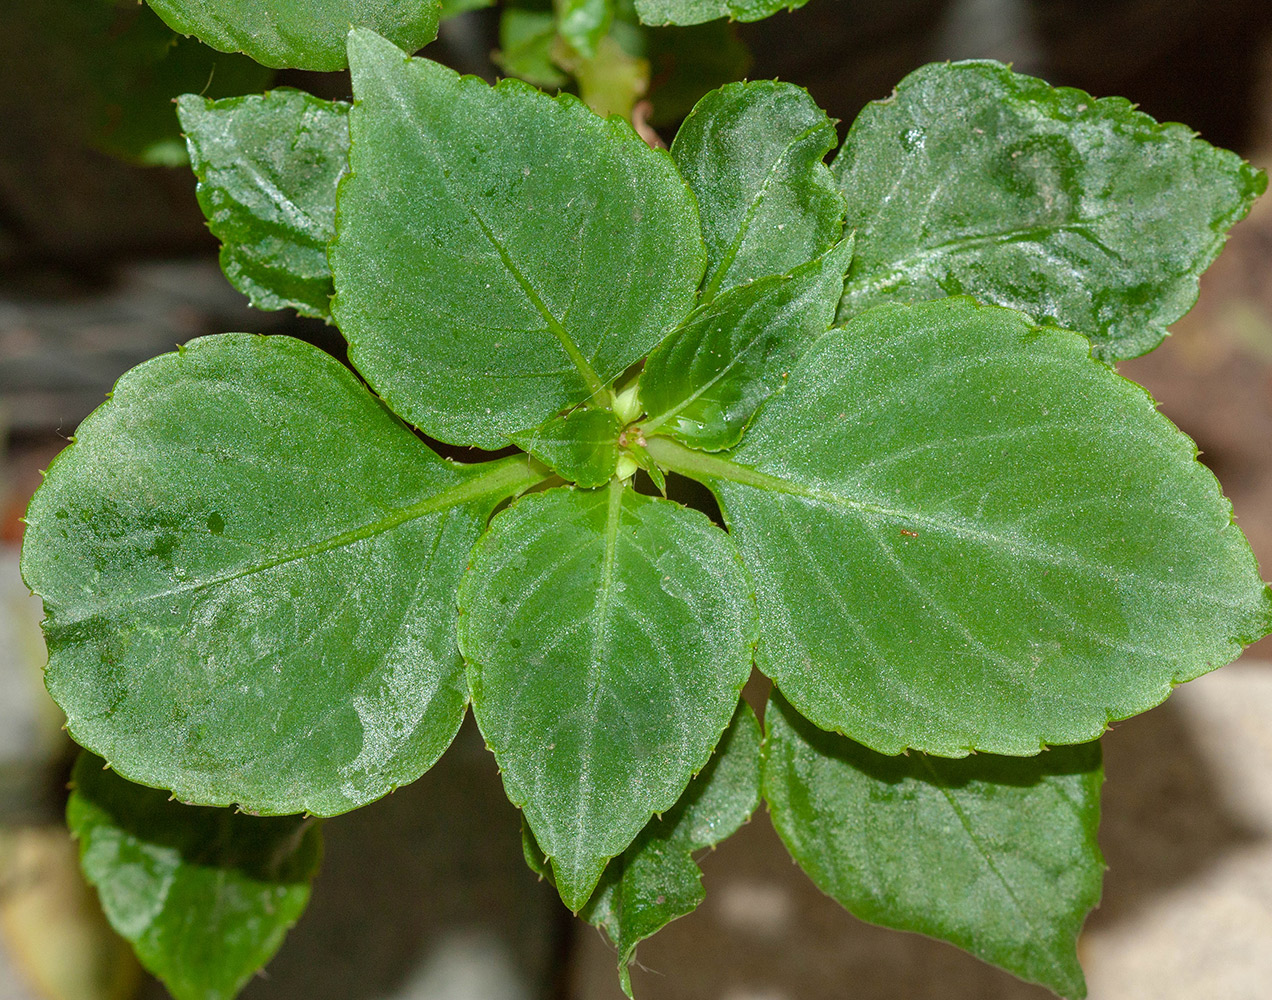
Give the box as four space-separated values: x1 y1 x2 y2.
332 30 705 450
647 298 1272 756
833 60 1267 362
583 700 761 996
144 0 441 70
21 334 546 817
556 0 614 58
640 235 852 451
509 408 622 488
178 90 349 320
670 80 843 300
634 0 810 27
459 482 757 910
763 694 1103 999
68 753 321 1000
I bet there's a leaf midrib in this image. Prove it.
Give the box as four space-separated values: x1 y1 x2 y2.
374 76 605 398
644 435 1245 607
47 456 545 632
698 118 830 304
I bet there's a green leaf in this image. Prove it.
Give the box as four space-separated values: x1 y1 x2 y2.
440 0 495 19
762 693 1103 998
19 0 271 168
646 298 1272 756
509 408 622 488
640 235 852 451
21 334 545 816
178 90 349 320
671 81 844 302
68 752 321 1000
583 700 761 997
458 481 757 910
332 30 705 450
637 20 751 127
556 0 614 57
634 0 810 27
144 0 442 71
495 8 569 89
833 60 1267 362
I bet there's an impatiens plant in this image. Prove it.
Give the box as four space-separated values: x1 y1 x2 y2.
19 4 1272 999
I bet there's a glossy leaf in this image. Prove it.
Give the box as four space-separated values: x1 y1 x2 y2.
331 30 705 449
584 700 761 996
763 693 1103 998
647 298 1272 756
833 60 1267 362
21 334 545 816
178 90 349 319
634 0 810 27
640 235 852 451
68 752 321 1000
144 0 442 71
671 80 844 301
509 408 622 487
459 482 757 910
556 0 613 57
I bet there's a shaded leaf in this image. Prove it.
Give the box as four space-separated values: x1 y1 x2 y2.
68 752 321 1000
584 700 761 996
459 482 756 909
763 693 1103 999
671 80 844 301
509 408 622 487
640 235 852 451
634 0 810 27
21 335 545 816
833 60 1267 362
495 8 569 89
178 90 349 319
144 0 442 71
647 298 1272 756
332 30 705 449
441 0 495 18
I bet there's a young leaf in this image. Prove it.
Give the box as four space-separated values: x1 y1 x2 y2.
332 30 705 450
671 80 844 301
634 0 810 27
178 90 349 320
583 700 761 997
833 60 1267 362
68 752 321 1000
21 334 545 817
647 298 1272 757
509 408 622 488
458 481 757 910
763 694 1103 999
640 235 852 451
144 0 442 71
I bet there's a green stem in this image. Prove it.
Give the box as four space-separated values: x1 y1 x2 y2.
644 435 786 492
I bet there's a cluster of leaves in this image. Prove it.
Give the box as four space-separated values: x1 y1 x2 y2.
20 3 1272 999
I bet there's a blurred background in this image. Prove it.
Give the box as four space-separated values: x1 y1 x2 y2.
3 0 1272 997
